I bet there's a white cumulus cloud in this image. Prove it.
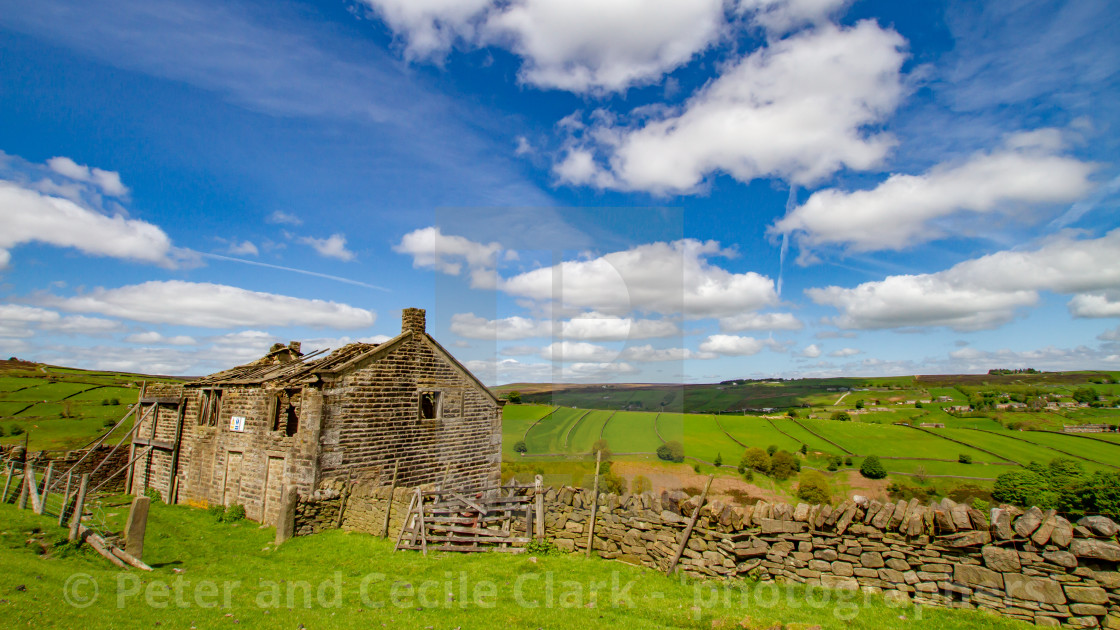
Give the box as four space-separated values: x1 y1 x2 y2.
46 156 129 197
394 226 504 289
554 22 908 193
501 239 777 319
300 233 355 261
41 280 377 329
0 180 175 269
773 130 1097 254
808 229 1120 330
718 311 803 332
698 334 780 356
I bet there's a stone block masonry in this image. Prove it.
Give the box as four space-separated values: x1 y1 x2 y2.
293 480 1120 628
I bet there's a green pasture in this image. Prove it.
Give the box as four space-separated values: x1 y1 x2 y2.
767 419 842 454
653 412 683 444
926 427 1107 471
565 409 613 452
970 430 1120 470
801 418 1002 463
716 415 803 453
523 407 585 454
600 411 663 454
679 415 745 464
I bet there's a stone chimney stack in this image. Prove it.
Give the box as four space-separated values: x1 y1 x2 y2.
402 308 426 335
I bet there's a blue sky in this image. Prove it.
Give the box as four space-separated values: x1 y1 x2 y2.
0 0 1118 383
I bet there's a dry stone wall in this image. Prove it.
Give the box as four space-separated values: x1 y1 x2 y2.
293 480 1120 628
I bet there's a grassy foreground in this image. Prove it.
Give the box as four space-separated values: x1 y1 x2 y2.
0 500 1028 629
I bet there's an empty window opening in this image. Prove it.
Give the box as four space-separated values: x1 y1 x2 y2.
271 389 301 437
199 389 223 426
419 391 441 420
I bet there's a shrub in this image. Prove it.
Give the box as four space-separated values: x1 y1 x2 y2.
143 487 163 504
958 453 973 464
207 503 226 520
860 455 887 479
506 391 521 404
714 452 723 468
786 409 797 418
799 443 808 455
741 447 771 474
590 439 612 461
854 400 864 410
796 471 831 505
887 481 934 502
844 457 853 466
224 504 247 522
692 463 701 473
514 440 527 454
770 451 800 480
766 444 778 456
657 441 685 463
600 473 625 495
742 469 753 482
0 426 5 437
830 411 851 422
992 469 1048 506
826 455 842 472
631 475 651 495
9 425 24 436
525 538 559 556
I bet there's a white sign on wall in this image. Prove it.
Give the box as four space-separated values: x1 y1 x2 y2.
230 416 246 432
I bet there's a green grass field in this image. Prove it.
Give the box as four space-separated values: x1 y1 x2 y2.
600 411 663 454
0 499 1029 630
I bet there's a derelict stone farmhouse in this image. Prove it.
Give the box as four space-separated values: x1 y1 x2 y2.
127 308 502 525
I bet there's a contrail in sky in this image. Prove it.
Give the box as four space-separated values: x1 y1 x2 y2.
199 253 391 292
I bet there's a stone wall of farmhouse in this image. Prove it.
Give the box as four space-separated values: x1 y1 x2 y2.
316 334 501 491
293 481 1120 628
132 381 318 527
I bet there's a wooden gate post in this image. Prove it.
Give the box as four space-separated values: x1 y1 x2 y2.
69 474 90 543
585 450 603 557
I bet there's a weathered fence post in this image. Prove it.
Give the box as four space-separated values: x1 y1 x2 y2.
534 475 544 539
380 462 399 538
26 462 43 514
124 495 150 560
1 462 12 503
17 463 30 510
69 474 90 543
38 462 54 515
585 450 602 557
58 471 73 527
666 474 714 575
275 484 298 545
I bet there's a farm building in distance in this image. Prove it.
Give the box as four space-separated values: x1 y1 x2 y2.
126 308 502 525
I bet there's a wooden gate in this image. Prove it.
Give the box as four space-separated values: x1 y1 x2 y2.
394 482 539 554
